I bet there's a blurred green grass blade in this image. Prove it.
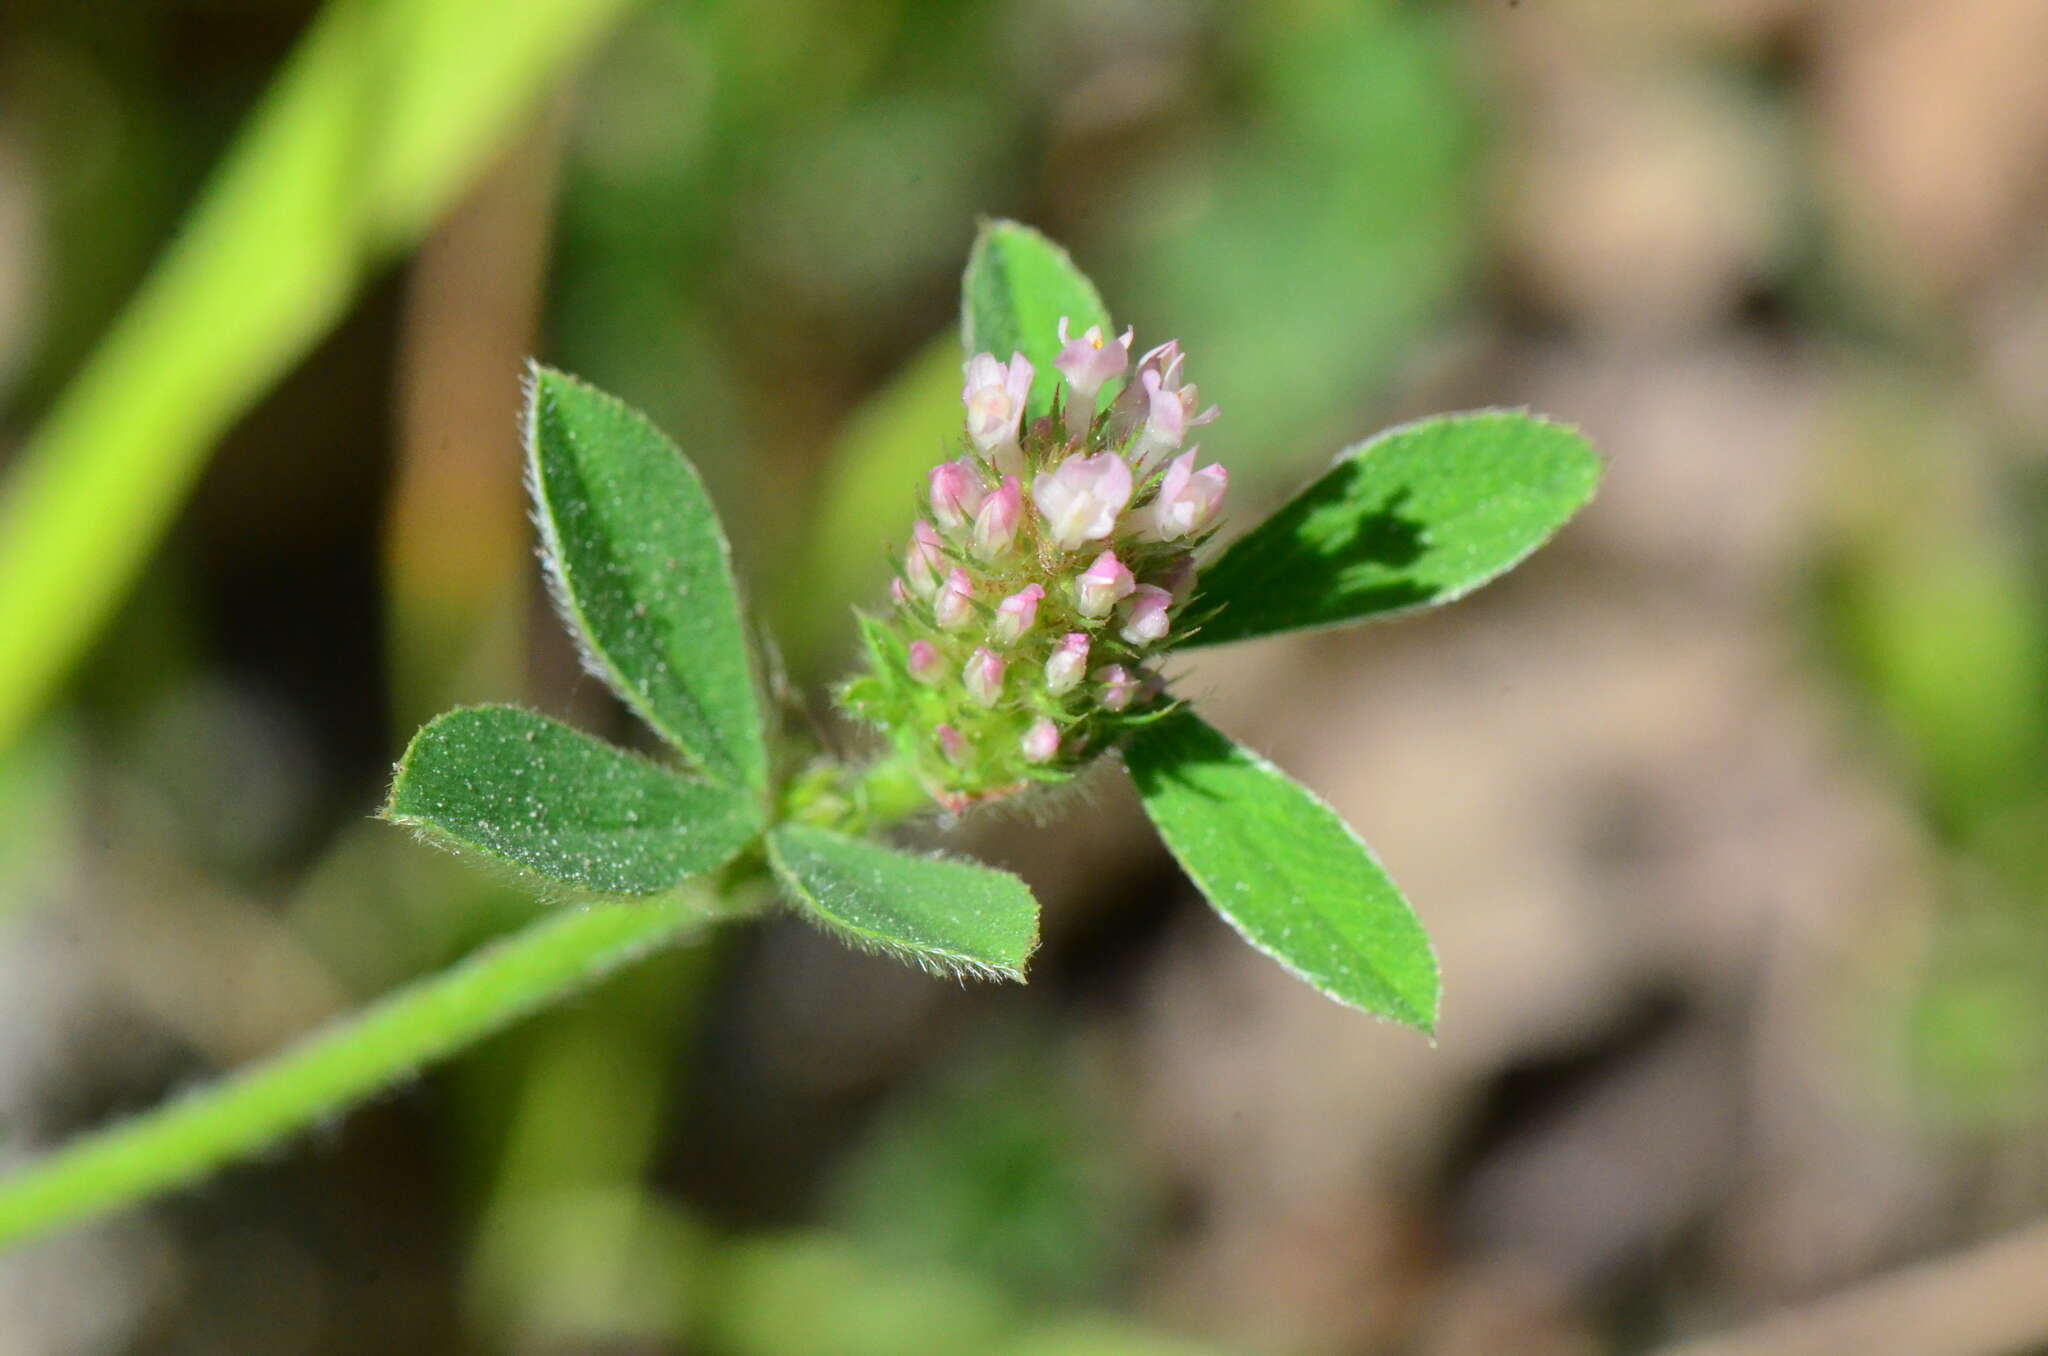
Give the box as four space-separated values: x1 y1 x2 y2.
0 0 637 756
1187 412 1600 648
766 824 1039 982
0 891 733 1252
384 705 762 894
1124 709 1438 1032
527 367 769 794
961 220 1114 420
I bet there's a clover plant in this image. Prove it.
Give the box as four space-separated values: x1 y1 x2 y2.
385 220 1601 1032
0 220 1601 1251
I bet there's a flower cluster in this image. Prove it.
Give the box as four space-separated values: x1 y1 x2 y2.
841 320 1226 811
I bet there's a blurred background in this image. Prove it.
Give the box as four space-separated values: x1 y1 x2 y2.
3 0 2048 1352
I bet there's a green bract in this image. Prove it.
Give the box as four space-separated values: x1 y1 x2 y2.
0 221 1600 1253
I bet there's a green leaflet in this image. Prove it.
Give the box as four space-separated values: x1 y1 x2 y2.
1124 709 1438 1032
526 366 769 795
766 824 1039 982
961 220 1115 420
1187 411 1600 647
385 706 761 894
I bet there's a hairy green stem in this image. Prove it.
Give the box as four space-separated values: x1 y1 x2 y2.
0 887 752 1252
782 751 935 836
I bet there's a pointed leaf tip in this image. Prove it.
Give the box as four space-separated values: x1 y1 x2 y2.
1125 709 1439 1031
524 367 770 795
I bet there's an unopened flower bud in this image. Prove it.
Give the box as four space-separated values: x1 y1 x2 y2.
934 568 974 630
1096 665 1139 711
1054 318 1134 435
907 639 942 684
906 520 944 597
937 724 969 765
1118 584 1173 646
963 352 1034 476
1075 550 1136 618
1021 718 1060 764
1135 447 1228 542
1045 633 1089 694
963 647 1006 707
1032 453 1133 551
971 475 1023 559
928 459 986 531
993 583 1045 645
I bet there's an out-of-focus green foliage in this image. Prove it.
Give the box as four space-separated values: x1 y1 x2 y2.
1111 2 1477 472
828 1037 1146 1304
1815 387 2048 1123
0 0 639 758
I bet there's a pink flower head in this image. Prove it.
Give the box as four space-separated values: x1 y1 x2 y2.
1045 633 1089 694
1075 550 1136 618
1096 664 1139 712
963 647 1006 707
937 724 969 766
934 568 975 630
962 351 1034 475
928 458 987 531
1117 584 1173 646
1021 718 1060 764
1054 317 1134 434
1130 340 1219 461
906 639 942 684
906 520 945 597
993 583 1045 645
1156 553 1198 603
971 475 1023 560
1031 452 1133 551
1135 447 1228 542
